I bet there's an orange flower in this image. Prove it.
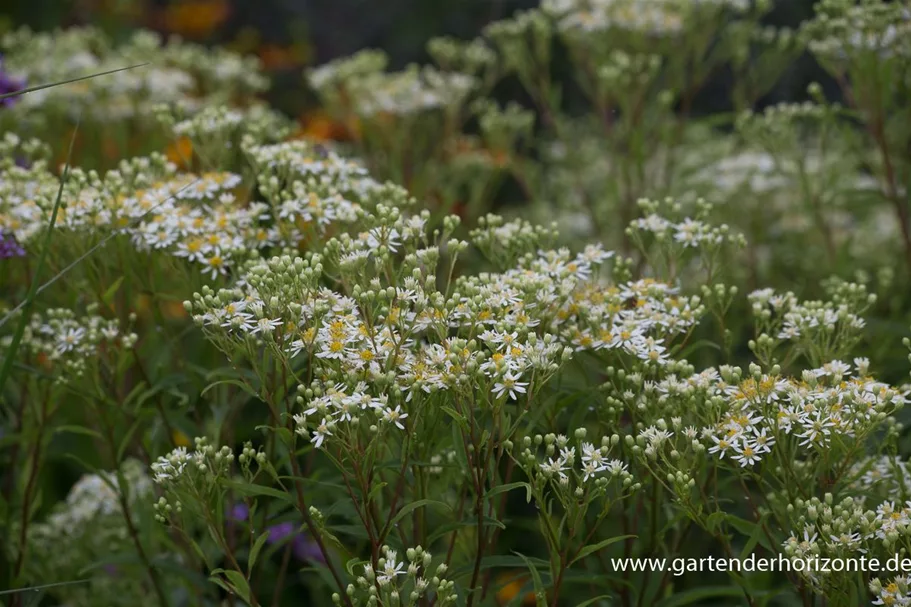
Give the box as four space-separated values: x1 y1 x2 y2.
295 110 356 142
495 572 537 605
135 293 154 318
161 0 230 38
491 149 511 168
172 429 192 447
166 136 194 169
161 299 189 320
257 43 309 71
36 351 52 371
103 136 121 162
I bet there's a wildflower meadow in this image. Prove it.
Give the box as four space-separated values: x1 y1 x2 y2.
2 1 911 606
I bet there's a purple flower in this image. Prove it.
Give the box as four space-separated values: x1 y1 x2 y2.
266 521 325 563
291 534 325 563
227 502 326 564
0 55 26 108
0 232 25 259
267 521 295 543
229 502 250 522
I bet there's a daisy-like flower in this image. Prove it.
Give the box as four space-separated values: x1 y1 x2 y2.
540 456 569 480
733 443 761 467
750 427 775 453
581 460 601 481
581 442 606 471
492 371 528 400
708 435 735 459
57 327 86 353
382 405 409 430
366 227 401 253
250 317 282 335
377 550 405 585
311 418 332 449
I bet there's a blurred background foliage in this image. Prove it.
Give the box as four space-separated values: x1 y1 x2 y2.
0 0 829 121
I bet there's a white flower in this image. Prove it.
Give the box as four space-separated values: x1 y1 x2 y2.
492 371 528 400
57 327 86 353
311 418 333 449
733 443 761 467
382 405 409 430
377 551 405 585
708 435 735 459
250 317 282 335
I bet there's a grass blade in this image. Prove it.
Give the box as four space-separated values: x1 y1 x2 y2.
0 579 90 596
0 118 79 394
0 175 203 331
0 63 149 102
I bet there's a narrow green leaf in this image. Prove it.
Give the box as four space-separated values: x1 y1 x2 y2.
0 119 79 394
102 276 126 307
739 513 771 559
0 579 89 596
208 575 233 596
515 552 547 607
656 585 745 607
222 570 252 604
388 499 451 529
248 531 270 575
117 416 148 463
223 480 293 505
346 557 368 577
440 405 469 432
0 64 149 101
53 425 102 439
571 534 637 566
485 481 531 500
366 481 388 503
427 517 507 543
201 378 258 399
450 555 550 579
575 595 613 607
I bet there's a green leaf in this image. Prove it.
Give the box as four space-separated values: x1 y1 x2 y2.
515 552 547 607
705 511 726 534
0 579 89 596
656 586 745 607
739 513 771 558
485 481 531 503
427 517 507 543
346 557 368 577
201 378 258 399
571 534 637 566
53 425 102 439
248 531 270 575
388 499 451 529
223 480 293 505
450 555 550 579
222 570 252 605
208 575 233 596
102 276 126 307
0 64 149 101
0 119 78 394
440 405 469 432
575 595 613 607
117 416 148 463
366 481 388 503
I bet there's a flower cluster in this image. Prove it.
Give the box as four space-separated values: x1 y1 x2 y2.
542 0 750 36
18 460 154 607
10 307 135 378
343 545 457 607
1 27 267 120
697 362 906 468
